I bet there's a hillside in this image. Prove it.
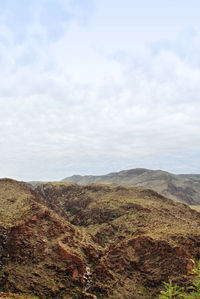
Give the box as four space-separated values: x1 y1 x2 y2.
1 179 200 298
34 182 200 298
0 179 98 298
62 168 200 205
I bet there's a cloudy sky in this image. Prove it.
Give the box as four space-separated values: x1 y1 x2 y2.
0 0 200 180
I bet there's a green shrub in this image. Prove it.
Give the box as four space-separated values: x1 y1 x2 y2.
159 280 184 298
159 260 200 299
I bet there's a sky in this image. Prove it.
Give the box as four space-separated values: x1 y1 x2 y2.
0 0 200 180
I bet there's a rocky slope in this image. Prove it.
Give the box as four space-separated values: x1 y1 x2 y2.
34 182 200 298
62 168 200 205
0 179 99 298
1 179 200 298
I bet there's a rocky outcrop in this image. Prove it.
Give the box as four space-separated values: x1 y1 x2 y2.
0 228 9 269
1 179 200 298
0 179 100 298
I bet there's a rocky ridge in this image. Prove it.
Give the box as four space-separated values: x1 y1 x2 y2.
62 168 200 205
0 179 200 297
34 182 200 298
0 179 99 298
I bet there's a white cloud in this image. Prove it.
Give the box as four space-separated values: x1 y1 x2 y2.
0 1 200 180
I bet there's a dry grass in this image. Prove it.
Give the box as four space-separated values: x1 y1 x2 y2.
35 182 200 249
0 179 38 227
2 179 200 298
190 205 200 212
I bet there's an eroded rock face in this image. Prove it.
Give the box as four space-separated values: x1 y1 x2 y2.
87 235 200 298
1 179 200 298
0 180 101 298
0 228 9 269
106 236 192 282
0 213 90 296
31 182 200 297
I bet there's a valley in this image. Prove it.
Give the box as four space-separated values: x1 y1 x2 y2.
0 177 200 298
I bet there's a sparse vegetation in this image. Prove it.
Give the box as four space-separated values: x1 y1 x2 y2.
62 168 200 205
159 260 200 298
1 179 200 298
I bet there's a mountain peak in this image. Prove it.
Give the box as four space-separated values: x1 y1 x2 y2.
62 168 200 205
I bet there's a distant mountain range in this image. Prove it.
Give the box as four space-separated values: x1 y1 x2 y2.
62 168 200 205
